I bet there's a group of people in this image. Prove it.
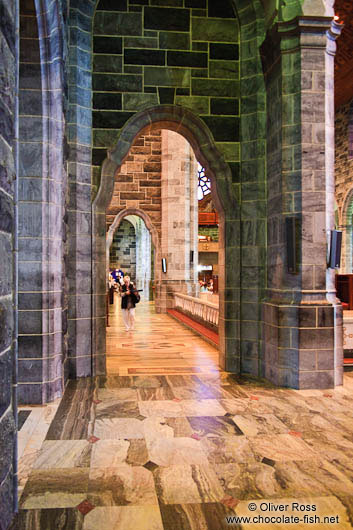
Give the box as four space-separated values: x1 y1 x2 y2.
109 267 140 332
199 278 213 292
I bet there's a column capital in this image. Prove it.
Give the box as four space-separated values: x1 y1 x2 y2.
277 16 331 52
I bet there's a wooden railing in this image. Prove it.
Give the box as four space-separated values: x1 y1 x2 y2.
173 292 219 327
198 212 219 225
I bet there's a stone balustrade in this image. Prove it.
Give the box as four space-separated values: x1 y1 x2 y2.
174 293 219 328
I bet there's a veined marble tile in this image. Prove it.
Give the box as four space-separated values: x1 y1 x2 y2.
187 416 243 437
93 418 145 439
147 437 209 466
272 459 353 497
33 440 91 469
154 465 225 505
90 439 149 468
277 412 334 433
138 400 183 418
20 469 89 509
137 387 176 401
126 439 149 466
302 430 353 462
249 434 317 462
181 399 227 417
18 407 48 459
83 506 163 530
98 376 134 389
133 376 169 388
97 388 138 401
87 465 158 506
201 436 256 464
322 412 353 435
172 385 223 400
91 440 130 468
9 508 84 530
166 375 201 387
18 450 41 492
294 388 327 397
220 398 273 415
255 395 309 417
159 502 236 530
45 379 95 441
43 401 61 425
221 385 250 399
235 496 352 530
214 462 280 500
232 414 288 437
142 416 175 444
164 417 194 438
95 399 140 420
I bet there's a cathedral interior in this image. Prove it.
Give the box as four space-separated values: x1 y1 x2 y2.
2 0 353 528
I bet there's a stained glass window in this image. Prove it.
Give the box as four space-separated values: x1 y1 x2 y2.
198 164 211 200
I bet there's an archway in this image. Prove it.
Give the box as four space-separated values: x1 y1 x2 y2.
92 105 235 376
340 188 353 273
107 208 160 301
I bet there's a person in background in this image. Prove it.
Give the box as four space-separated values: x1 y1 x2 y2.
108 271 115 304
200 280 208 292
112 266 124 283
116 266 124 285
120 275 138 331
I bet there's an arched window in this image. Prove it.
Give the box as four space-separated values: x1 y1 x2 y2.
198 164 211 200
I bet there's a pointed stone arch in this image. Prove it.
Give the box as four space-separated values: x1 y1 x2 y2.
340 187 353 273
106 208 161 293
92 104 236 375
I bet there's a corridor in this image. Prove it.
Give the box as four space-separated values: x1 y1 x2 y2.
106 300 219 375
12 304 353 529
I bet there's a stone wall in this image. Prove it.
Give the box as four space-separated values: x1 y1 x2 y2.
18 0 68 402
134 216 152 298
107 130 162 236
76 0 268 377
0 0 17 525
261 18 342 389
110 219 136 278
335 99 353 273
160 130 198 307
92 0 241 185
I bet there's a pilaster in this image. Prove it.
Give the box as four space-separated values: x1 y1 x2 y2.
262 16 343 388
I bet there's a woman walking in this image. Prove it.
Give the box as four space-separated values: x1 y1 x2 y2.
120 275 139 331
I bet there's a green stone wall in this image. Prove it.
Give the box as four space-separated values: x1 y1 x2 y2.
92 0 241 192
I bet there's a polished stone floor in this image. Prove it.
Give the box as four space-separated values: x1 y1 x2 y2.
106 298 220 375
11 302 353 529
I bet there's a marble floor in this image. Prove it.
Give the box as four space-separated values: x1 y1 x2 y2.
106 298 220 375
11 302 353 529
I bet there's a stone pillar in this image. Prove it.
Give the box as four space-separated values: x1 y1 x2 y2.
17 0 66 403
160 130 198 310
134 217 152 299
261 17 343 389
67 0 96 377
0 0 17 523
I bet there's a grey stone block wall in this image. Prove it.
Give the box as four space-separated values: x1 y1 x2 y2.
92 0 241 190
18 0 68 403
110 219 137 278
67 0 96 379
88 0 267 374
0 0 17 525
